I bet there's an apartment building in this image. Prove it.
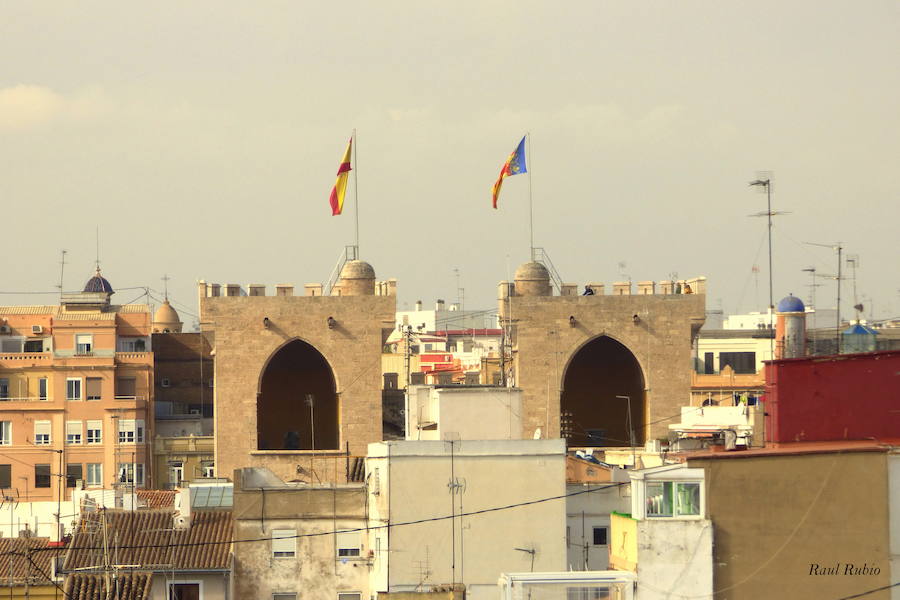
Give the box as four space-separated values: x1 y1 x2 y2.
0 269 154 519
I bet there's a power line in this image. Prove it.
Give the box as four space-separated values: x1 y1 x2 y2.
833 582 900 600
24 481 627 554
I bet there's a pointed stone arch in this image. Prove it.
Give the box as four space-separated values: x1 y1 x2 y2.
256 338 338 450
561 334 646 447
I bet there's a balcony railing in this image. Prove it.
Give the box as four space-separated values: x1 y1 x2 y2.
0 352 51 362
0 396 50 402
114 395 146 402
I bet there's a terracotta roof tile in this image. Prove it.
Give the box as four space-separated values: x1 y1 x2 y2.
65 509 232 572
65 572 152 600
136 489 176 509
0 537 65 585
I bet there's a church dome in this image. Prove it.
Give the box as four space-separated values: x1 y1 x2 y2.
83 268 114 294
152 300 183 333
776 294 805 313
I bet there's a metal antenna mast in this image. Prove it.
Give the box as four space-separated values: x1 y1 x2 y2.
57 250 68 300
748 173 788 358
803 241 844 353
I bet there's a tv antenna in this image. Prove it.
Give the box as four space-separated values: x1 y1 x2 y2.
56 250 68 300
802 241 844 353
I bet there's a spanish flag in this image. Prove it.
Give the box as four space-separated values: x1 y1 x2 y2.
329 138 352 216
491 135 527 209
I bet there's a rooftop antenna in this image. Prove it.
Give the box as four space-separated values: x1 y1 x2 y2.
57 250 68 300
802 267 823 354
748 172 786 358
846 254 862 322
803 241 844 353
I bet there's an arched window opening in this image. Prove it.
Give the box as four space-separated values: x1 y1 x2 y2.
257 340 338 450
561 336 646 447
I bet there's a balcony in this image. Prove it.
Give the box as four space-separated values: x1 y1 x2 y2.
115 352 152 364
0 352 51 367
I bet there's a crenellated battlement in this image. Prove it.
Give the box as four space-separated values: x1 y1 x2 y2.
198 279 398 299
499 276 707 299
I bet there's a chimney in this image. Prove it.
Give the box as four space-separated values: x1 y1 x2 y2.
436 299 445 311
173 487 192 531
415 300 423 311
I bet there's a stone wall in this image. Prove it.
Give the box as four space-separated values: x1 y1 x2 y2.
201 285 395 483
505 292 705 442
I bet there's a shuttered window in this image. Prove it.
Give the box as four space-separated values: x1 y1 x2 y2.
34 420 51 445
66 421 82 444
86 378 102 400
272 530 296 558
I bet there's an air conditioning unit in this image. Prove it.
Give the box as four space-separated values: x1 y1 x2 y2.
189 409 200 415
161 378 170 388
0 326 10 334
32 325 43 334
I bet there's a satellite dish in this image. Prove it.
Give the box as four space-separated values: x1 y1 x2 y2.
532 428 542 440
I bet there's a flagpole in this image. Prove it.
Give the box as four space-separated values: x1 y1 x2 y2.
527 132 535 260
353 128 360 258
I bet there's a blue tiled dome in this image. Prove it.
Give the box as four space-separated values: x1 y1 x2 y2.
83 268 114 294
776 294 804 313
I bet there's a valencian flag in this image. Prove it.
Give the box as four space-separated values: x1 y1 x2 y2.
491 135 527 209
329 138 353 216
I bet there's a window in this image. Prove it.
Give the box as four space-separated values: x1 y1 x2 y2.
168 583 200 600
24 340 43 353
719 352 756 375
201 461 215 478
117 463 145 487
66 421 82 445
273 595 297 600
34 420 51 445
0 422 10 446
35 464 51 488
38 378 48 401
592 526 608 546
0 379 8 399
117 337 147 352
1 339 23 353
75 334 92 355
86 463 102 486
338 593 362 600
86 377 102 400
168 461 184 486
86 420 102 444
117 419 144 443
646 481 701 517
116 377 136 398
0 465 10 488
66 378 82 400
336 531 361 558
272 529 296 558
66 464 82 488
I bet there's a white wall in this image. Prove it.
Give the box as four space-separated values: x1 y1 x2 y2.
565 483 631 571
366 440 567 600
405 386 523 441
695 335 772 374
635 519 713 600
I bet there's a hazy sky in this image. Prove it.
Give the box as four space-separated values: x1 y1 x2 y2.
2 2 898 324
